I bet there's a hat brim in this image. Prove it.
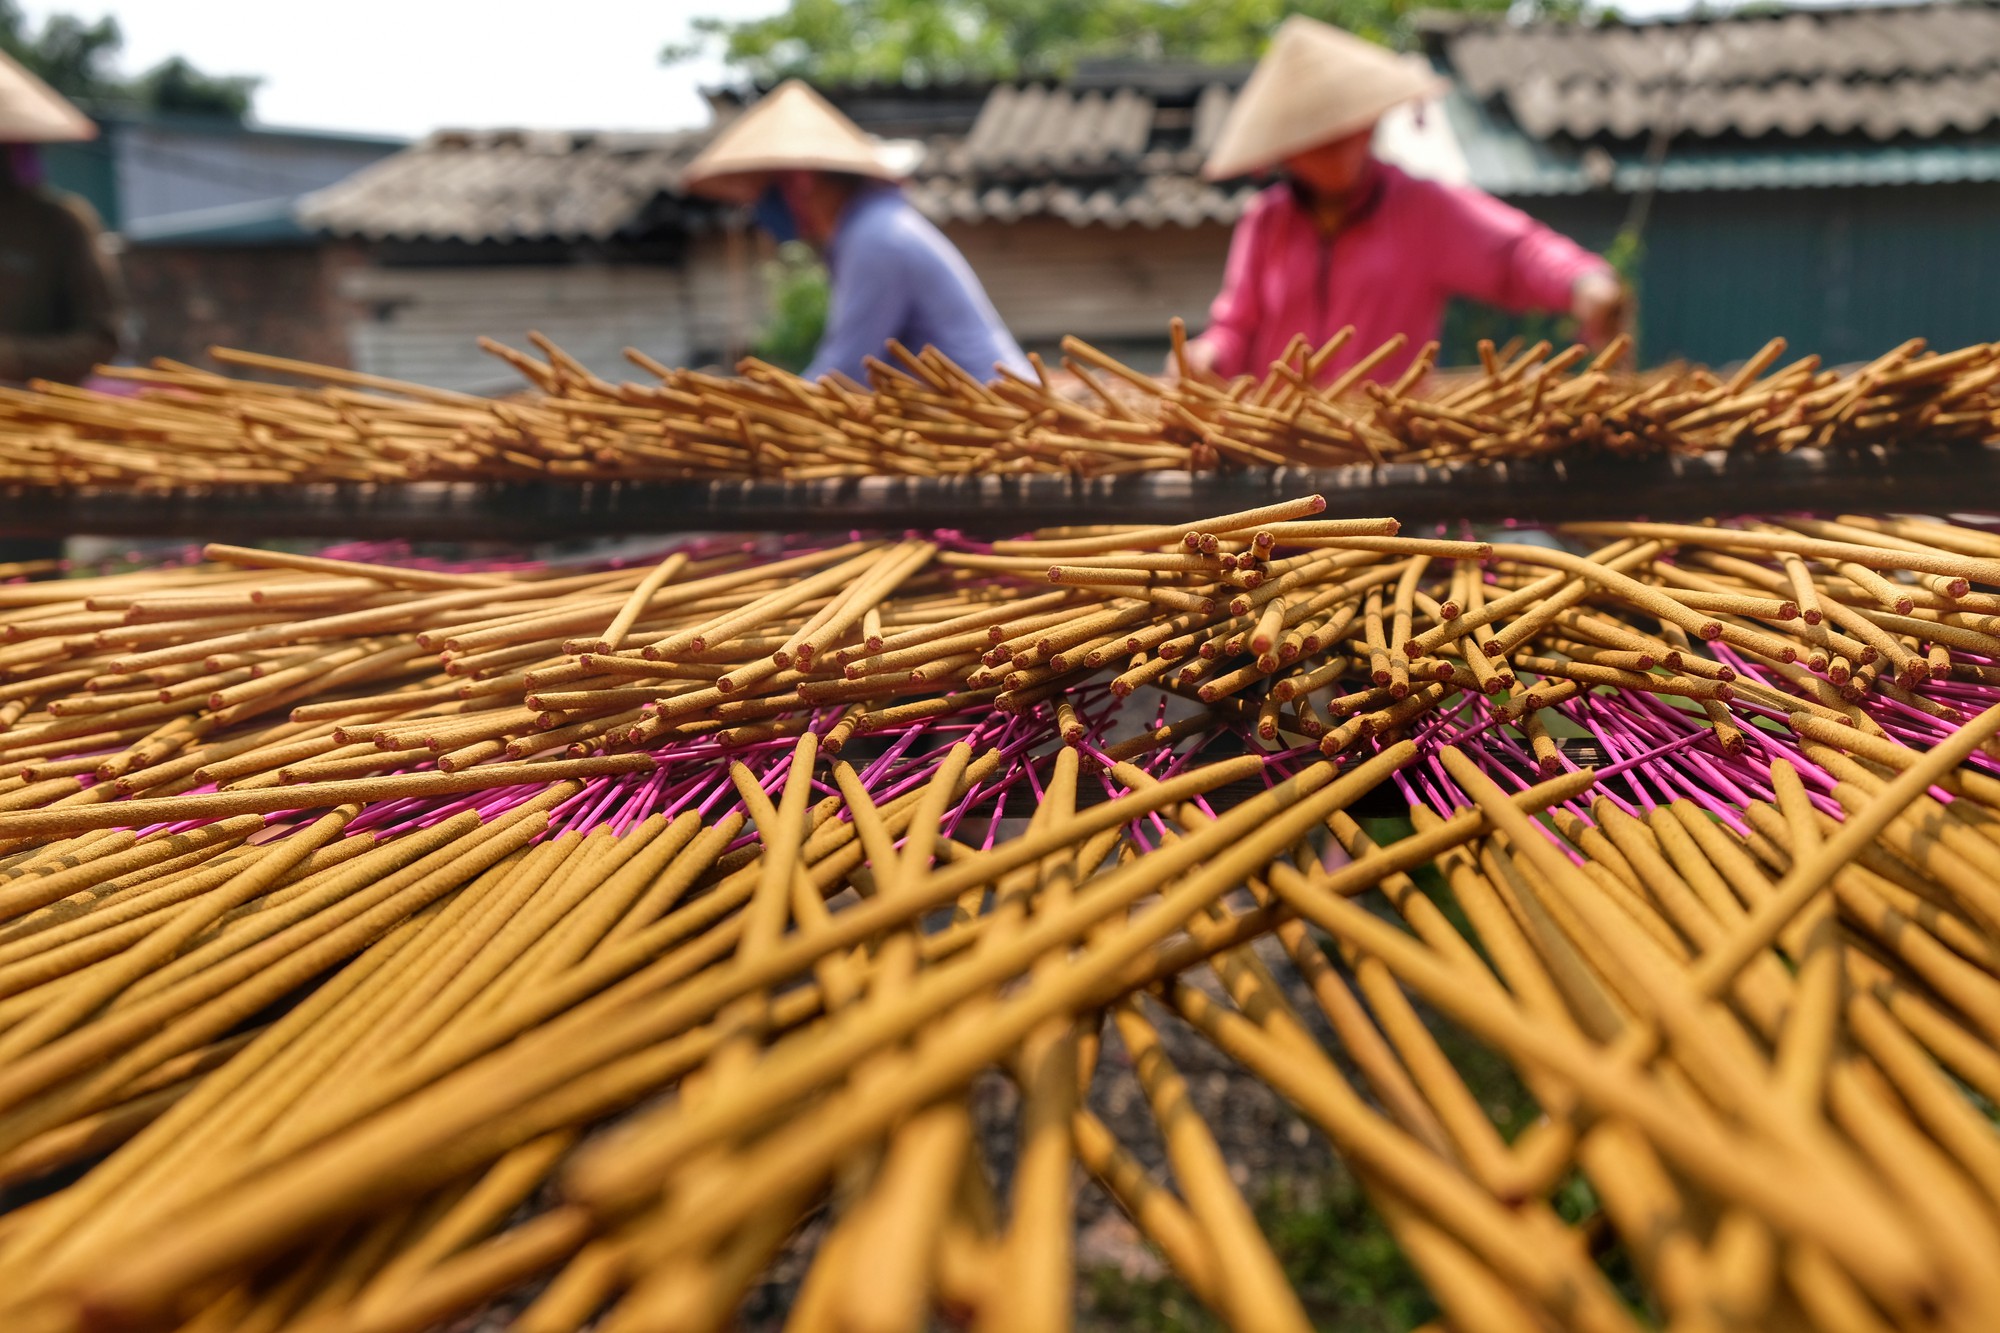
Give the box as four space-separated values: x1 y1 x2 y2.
683 152 906 205
0 50 96 144
1202 76 1445 181
681 80 914 204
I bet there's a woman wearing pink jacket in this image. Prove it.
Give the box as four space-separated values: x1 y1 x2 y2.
1185 17 1625 388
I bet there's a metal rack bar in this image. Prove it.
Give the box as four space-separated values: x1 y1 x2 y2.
3 442 1994 539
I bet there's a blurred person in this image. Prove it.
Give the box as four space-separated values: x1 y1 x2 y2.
1183 16 1624 388
0 51 122 388
0 50 122 569
683 81 1028 384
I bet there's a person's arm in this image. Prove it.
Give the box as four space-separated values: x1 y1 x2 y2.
1183 195 1273 380
1423 182 1623 344
0 198 122 384
804 224 913 384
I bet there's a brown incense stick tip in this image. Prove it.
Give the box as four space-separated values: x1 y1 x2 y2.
1437 601 1461 620
1698 621 1725 640
1772 601 1799 620
1800 608 1822 625
1306 495 1328 513
1180 532 1200 551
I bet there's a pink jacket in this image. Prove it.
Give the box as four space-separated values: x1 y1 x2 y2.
1193 163 1611 386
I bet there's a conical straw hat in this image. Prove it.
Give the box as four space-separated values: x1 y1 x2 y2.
683 79 906 203
0 49 95 143
1203 17 1442 181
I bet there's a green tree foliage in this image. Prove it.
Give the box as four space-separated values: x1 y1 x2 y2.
666 0 1576 84
0 3 258 119
752 240 834 372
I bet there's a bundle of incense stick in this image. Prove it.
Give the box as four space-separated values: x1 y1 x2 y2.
1 325 1995 488
4 682 2000 1332
0 501 1998 1333
11 499 2000 842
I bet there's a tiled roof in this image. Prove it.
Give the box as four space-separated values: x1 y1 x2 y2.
1425 2 2000 142
906 71 1250 227
299 128 717 243
307 10 2000 244
307 72 1262 238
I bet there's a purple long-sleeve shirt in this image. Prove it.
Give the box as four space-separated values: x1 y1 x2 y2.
807 186 1029 384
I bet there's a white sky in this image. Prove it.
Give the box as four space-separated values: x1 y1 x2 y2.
22 0 1848 140
19 0 790 138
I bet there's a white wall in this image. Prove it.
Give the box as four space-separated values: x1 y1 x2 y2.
339 240 757 394
946 218 1230 346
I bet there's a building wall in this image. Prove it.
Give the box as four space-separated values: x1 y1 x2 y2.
337 236 758 394
1636 183 2000 367
1452 183 2000 369
120 242 363 369
946 217 1230 363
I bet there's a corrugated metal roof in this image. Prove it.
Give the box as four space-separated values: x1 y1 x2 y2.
1426 2 2000 142
1442 80 2000 195
299 128 714 243
124 196 309 246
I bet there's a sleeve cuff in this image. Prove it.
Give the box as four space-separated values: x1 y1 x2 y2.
1193 327 1246 379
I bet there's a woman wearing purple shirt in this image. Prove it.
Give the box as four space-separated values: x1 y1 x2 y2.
683 82 1029 385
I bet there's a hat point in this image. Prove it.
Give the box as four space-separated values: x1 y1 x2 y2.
1202 16 1441 181
683 80 908 203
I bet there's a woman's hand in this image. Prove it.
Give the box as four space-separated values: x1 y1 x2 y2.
1571 269 1628 350
1166 337 1220 383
